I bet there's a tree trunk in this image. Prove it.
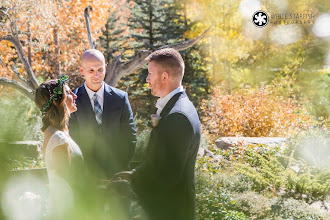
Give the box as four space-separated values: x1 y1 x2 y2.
53 27 61 78
228 60 232 94
105 21 111 63
27 21 32 66
148 0 153 48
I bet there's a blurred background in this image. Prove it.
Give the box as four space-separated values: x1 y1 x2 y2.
0 0 329 219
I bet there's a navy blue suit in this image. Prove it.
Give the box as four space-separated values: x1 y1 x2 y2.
69 83 137 179
131 92 201 220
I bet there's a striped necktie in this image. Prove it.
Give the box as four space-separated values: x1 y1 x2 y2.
93 93 102 125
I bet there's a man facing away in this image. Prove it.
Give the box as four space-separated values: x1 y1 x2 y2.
114 48 201 220
69 49 136 219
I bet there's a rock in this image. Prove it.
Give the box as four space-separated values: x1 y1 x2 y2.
197 148 223 162
204 149 214 157
215 137 287 150
311 201 330 214
197 147 205 157
212 155 222 163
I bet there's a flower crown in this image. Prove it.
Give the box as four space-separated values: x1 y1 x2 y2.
41 75 69 115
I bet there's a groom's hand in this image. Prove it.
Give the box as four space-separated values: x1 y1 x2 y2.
111 170 135 183
108 179 131 198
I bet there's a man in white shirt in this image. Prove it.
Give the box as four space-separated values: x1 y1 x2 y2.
114 48 201 220
69 49 136 219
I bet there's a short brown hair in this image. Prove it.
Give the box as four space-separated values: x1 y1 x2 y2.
146 48 185 80
35 80 69 132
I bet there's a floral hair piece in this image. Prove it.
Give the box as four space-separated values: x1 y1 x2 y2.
41 75 69 115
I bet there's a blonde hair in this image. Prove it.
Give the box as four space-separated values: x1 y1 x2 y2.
146 48 185 80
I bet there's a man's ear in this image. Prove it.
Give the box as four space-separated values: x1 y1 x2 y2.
162 72 169 82
79 66 84 76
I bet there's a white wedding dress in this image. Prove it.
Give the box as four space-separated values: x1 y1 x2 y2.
45 130 83 218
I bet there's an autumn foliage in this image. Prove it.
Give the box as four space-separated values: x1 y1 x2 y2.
0 0 116 81
200 84 314 140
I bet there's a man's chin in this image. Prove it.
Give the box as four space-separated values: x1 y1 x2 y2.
91 80 102 84
70 107 77 114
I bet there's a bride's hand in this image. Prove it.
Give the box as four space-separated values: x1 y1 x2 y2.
111 170 135 183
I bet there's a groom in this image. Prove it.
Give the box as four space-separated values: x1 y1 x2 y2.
69 49 136 219
114 48 201 220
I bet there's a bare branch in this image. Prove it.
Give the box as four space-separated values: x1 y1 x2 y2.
0 57 6 67
0 77 34 101
53 27 61 77
0 10 18 37
104 27 211 86
18 30 30 36
0 10 13 25
104 50 151 86
10 64 30 85
159 26 211 51
0 10 38 100
84 6 95 49
0 36 39 90
0 57 32 90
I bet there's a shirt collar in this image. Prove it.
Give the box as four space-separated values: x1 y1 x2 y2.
84 82 105 100
156 86 184 114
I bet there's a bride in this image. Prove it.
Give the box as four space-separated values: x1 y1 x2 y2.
35 75 83 219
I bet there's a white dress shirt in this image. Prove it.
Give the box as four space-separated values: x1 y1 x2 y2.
84 82 105 111
155 86 184 115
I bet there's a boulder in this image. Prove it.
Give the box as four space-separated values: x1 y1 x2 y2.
197 147 205 157
215 137 287 150
197 147 223 162
310 201 330 215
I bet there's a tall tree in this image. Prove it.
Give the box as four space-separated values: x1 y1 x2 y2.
121 0 211 122
176 0 211 107
124 0 188 119
98 1 128 63
0 1 209 101
127 0 164 51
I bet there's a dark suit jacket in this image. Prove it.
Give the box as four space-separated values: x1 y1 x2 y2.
131 91 201 220
69 83 137 179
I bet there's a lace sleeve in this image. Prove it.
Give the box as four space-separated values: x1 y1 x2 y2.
45 131 69 165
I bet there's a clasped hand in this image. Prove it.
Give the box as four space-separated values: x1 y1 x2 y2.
101 170 135 198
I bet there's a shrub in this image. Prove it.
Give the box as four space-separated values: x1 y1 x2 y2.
0 92 42 142
200 84 313 141
272 198 326 219
287 128 330 170
223 210 249 220
231 191 272 219
198 141 330 202
195 146 330 219
221 144 330 203
212 172 253 193
195 172 249 220
132 129 151 162
0 92 43 170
